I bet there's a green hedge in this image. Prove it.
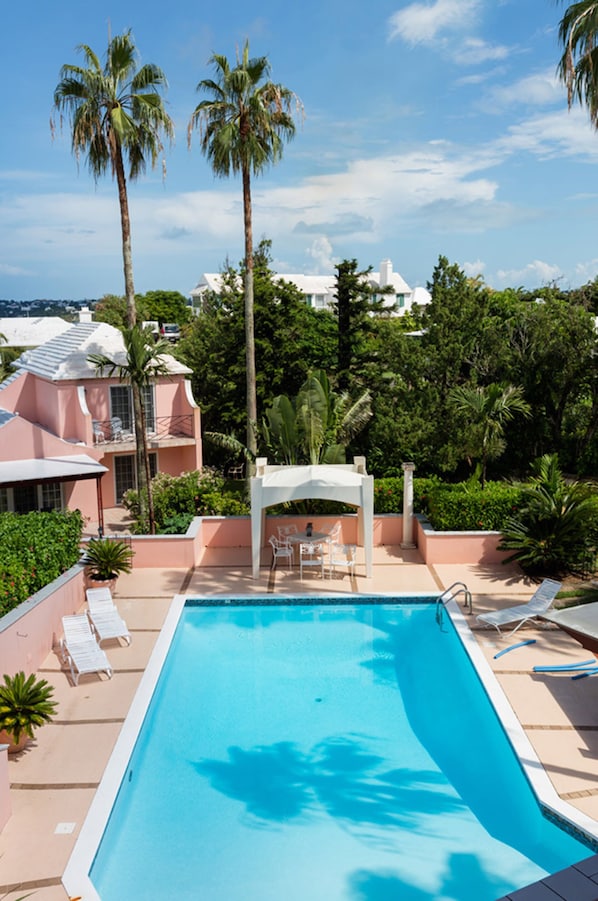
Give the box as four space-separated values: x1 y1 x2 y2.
373 477 524 531
373 477 441 515
0 510 84 617
425 482 524 531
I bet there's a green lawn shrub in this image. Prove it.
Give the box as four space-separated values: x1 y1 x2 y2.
373 477 441 515
0 510 83 617
425 482 524 531
124 469 249 534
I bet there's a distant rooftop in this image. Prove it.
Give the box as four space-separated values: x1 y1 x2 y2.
14 322 192 381
190 259 430 313
0 316 71 348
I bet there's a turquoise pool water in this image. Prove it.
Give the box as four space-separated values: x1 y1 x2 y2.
90 601 593 900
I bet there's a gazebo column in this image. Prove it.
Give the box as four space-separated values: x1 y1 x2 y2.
401 462 416 549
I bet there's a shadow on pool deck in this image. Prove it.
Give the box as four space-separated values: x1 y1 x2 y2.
1 554 598 900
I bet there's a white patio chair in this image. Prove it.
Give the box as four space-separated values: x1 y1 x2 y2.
60 614 113 686
277 524 298 540
476 578 562 636
110 416 123 441
269 535 294 570
328 542 357 579
92 420 105 444
323 521 341 545
299 541 325 579
86 587 131 646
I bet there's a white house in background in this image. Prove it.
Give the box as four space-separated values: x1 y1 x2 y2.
189 259 431 316
0 316 71 348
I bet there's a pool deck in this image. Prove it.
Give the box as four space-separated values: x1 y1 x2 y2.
2 547 598 900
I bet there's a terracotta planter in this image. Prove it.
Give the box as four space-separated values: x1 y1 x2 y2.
85 573 117 594
0 729 29 754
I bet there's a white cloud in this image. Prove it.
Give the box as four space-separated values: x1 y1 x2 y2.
0 262 31 276
388 0 479 44
305 236 336 272
500 107 598 159
495 260 563 287
455 38 510 66
462 259 486 277
574 258 598 283
489 69 564 110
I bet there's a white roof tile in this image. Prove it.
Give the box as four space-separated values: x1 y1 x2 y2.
15 322 191 381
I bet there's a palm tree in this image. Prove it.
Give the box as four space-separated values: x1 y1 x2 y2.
89 327 173 534
448 384 531 486
557 1 598 124
188 40 301 463
264 371 372 465
53 30 174 527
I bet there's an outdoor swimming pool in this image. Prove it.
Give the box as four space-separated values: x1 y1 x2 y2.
77 598 596 900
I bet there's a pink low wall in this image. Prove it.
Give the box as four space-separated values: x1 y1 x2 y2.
0 565 85 677
0 746 10 833
415 517 510 564
109 514 508 565
126 518 203 568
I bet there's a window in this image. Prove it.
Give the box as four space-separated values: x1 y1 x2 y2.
42 482 63 511
0 483 63 513
114 453 158 503
110 385 155 433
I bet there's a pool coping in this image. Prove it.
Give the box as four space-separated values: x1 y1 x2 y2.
62 591 598 900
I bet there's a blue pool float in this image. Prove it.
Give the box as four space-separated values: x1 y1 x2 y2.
494 639 536 659
533 659 596 673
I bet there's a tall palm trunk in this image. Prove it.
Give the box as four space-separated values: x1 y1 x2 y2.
114 145 154 532
242 163 257 466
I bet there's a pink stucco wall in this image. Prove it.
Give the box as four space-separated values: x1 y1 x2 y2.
0 566 85 677
415 517 509 564
127 520 203 568
0 746 10 833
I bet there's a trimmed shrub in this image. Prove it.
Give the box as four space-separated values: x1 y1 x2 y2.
0 510 84 617
373 476 441 516
425 482 524 532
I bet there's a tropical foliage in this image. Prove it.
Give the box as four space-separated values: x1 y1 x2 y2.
84 537 134 581
189 41 301 461
123 469 249 533
448 384 531 486
263 370 372 464
499 454 598 573
53 30 174 530
89 325 174 533
558 0 598 125
0 671 58 746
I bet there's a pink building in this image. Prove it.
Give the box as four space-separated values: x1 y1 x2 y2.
0 322 202 529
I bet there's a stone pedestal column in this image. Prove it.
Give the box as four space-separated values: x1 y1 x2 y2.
401 462 416 549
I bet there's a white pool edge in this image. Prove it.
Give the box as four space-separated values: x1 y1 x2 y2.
62 592 598 899
448 598 598 846
62 593 187 901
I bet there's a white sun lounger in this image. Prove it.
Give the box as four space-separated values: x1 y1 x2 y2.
60 613 113 686
476 578 562 636
86 587 131 646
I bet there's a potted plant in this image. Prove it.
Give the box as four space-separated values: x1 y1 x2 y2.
0 671 58 754
84 537 134 589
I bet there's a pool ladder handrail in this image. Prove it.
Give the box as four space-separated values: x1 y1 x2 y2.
435 582 473 624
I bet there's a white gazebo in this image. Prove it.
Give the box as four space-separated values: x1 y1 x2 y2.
250 457 374 579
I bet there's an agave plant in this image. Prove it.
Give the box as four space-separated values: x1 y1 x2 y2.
85 537 134 581
499 454 598 574
0 671 58 747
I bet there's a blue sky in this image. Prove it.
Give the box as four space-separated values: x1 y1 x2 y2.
1 0 597 300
